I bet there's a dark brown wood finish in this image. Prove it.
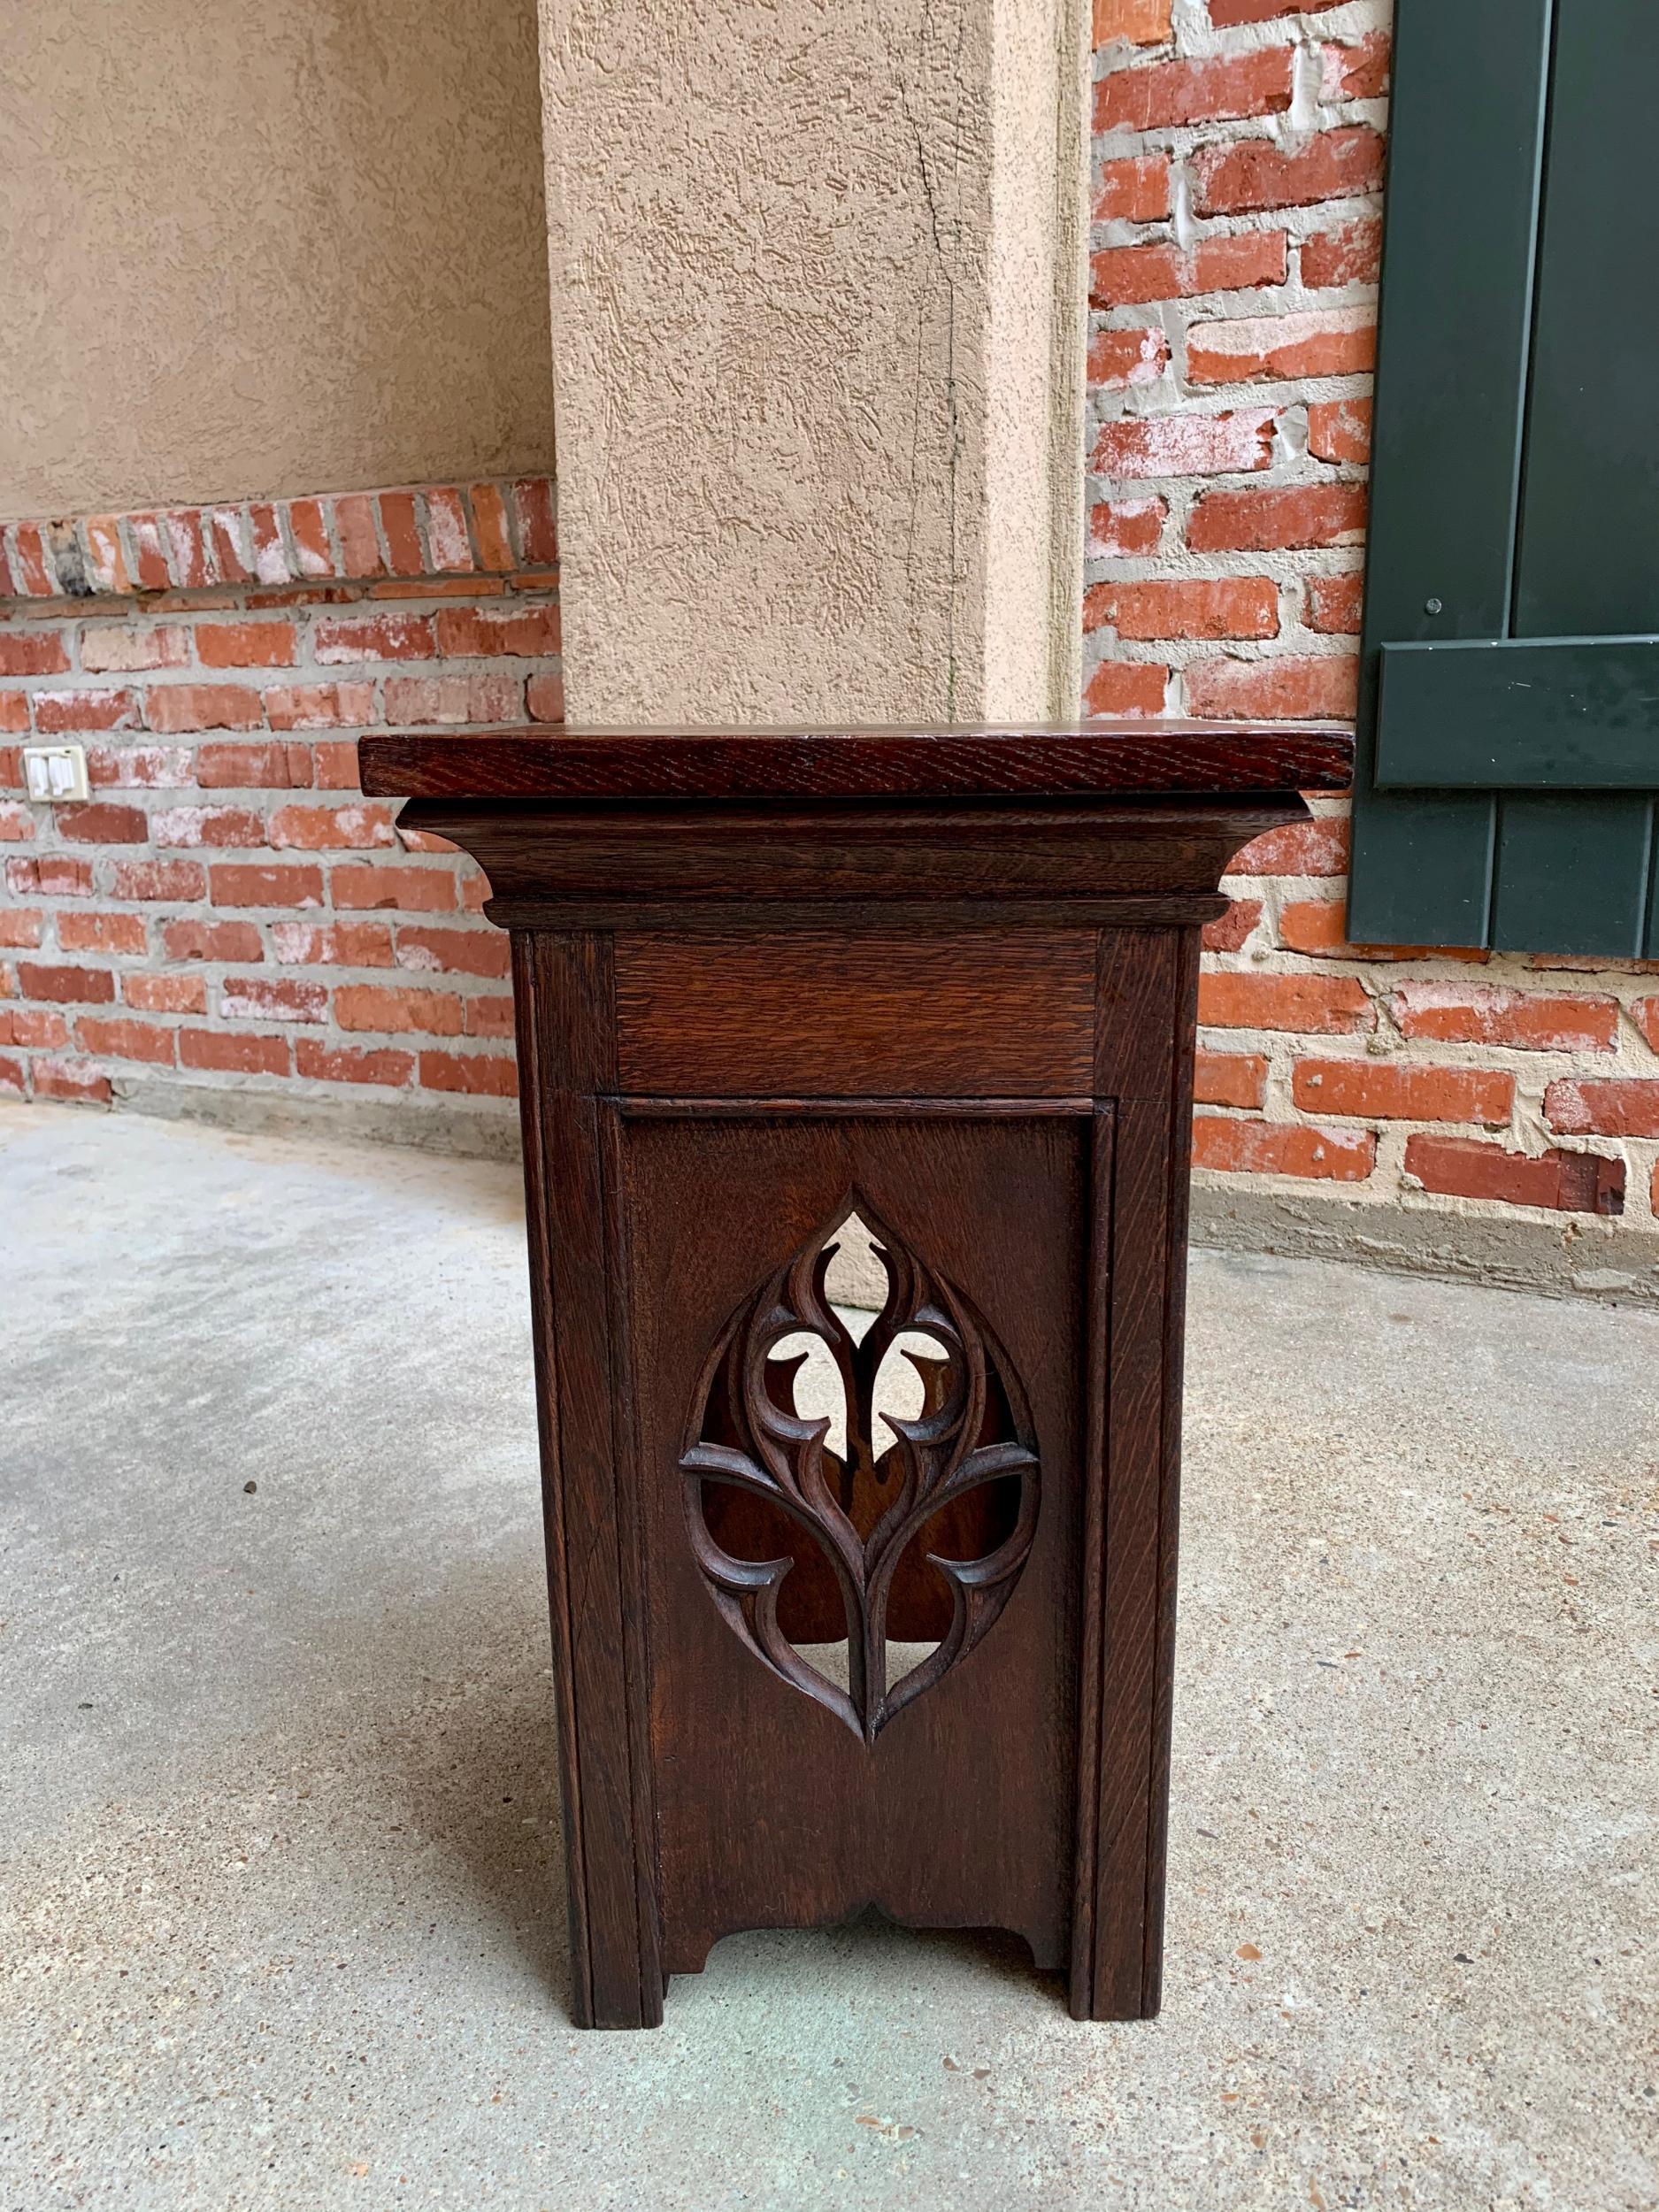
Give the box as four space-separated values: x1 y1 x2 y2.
362 720 1352 2028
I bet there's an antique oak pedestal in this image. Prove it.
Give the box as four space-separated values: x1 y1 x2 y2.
359 723 1351 2028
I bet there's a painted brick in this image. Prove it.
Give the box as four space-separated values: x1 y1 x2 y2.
1187 308 1375 384
1293 1057 1514 1125
1194 1116 1376 1180
220 977 328 1025
1091 408 1278 479
208 510 252 583
334 984 465 1037
1089 231 1286 308
19 963 117 1005
209 863 324 910
1188 483 1368 552
148 685 265 733
1087 577 1279 641
1094 155 1171 222
1302 217 1384 290
1089 497 1167 556
248 505 293 587
1542 1079 1659 1139
1187 652 1358 720
179 1027 292 1077
196 620 297 669
1083 660 1169 717
1200 969 1374 1033
124 972 207 1014
1404 1134 1624 1216
295 1040 416 1087
1095 47 1294 134
165 511 213 589
1192 127 1386 217
76 1015 175 1065
83 518 130 595
110 859 205 901
56 803 149 844
418 1049 518 1098
1194 1048 1266 1108
80 624 191 673
1087 326 1170 391
162 918 265 963
1389 984 1619 1053
287 499 333 579
1229 817 1349 877
58 912 147 956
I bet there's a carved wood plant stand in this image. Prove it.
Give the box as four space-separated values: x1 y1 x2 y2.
360 722 1352 2029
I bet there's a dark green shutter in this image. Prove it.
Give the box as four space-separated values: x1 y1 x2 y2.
1348 0 1659 959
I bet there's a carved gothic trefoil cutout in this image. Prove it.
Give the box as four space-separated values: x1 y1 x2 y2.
680 1200 1041 1742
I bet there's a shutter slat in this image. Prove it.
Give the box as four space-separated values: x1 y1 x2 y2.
1375 636 1659 787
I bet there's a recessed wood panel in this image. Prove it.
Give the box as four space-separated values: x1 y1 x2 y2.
615 932 1096 1097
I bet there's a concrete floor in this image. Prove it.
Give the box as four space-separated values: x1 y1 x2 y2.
0 1104 1654 2212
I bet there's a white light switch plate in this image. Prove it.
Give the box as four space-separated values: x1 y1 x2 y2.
22 744 90 803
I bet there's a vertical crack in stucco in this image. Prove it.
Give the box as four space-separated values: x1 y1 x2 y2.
896 0 966 719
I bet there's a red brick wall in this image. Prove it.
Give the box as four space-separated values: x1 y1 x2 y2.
1088 0 1659 1247
0 479 559 1145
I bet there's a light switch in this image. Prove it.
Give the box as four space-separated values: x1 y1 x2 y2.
22 744 90 803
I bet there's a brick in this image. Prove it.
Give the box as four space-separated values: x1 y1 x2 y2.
334 983 465 1035
83 518 131 595
1188 482 1367 551
196 620 297 669
295 1040 416 1087
1087 326 1170 391
1094 155 1171 224
1188 308 1375 384
1542 1079 1659 1139
127 515 171 592
1404 1133 1624 1215
208 509 252 582
526 674 566 724
87 745 192 788
287 498 334 579
1202 897 1262 953
1277 899 1486 962
220 976 327 1025
1634 998 1659 1052
270 921 394 967
1209 0 1345 19
418 1048 518 1098
124 972 206 1014
58 911 147 956
162 918 265 963
1302 217 1384 290
512 480 558 567
34 1056 113 1104
1095 46 1294 133
1306 572 1364 635
19 962 116 1004
1094 0 1171 41
80 623 191 673
1083 660 1169 717
1087 577 1279 641
179 1027 291 1077
150 805 265 849
75 1014 175 1065
1091 408 1278 480
56 803 149 844
1389 983 1618 1053
1194 1048 1266 1108
1187 652 1357 720
426 488 475 572
1323 33 1389 101
1194 1116 1375 1179
269 803 396 850
1230 817 1349 877
0 632 69 677
310 741 363 786
195 741 303 788
0 1006 69 1048
6 523 56 596
264 682 378 731
394 925 511 979
331 494 383 579
314 613 436 664
0 693 28 733
209 863 324 910
379 493 426 578
0 909 44 948
110 859 205 901
331 862 457 912
248 504 293 587
382 675 526 726
1089 497 1167 556
1089 230 1286 308
434 605 561 658
148 684 265 733
0 1054 22 1097
0 744 19 786
1193 127 1386 217
465 995 515 1038
1199 970 1373 1033
470 485 516 573
164 511 212 590
1294 1057 1513 1125
0 803 33 843
35 689 142 734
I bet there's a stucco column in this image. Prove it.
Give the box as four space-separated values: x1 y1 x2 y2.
536 0 1088 725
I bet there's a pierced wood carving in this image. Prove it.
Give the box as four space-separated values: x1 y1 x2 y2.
680 1201 1040 1742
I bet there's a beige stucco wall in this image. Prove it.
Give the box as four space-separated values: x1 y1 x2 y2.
538 0 1087 725
0 0 556 518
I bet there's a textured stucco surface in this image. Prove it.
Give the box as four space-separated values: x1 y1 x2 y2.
2 1104 1654 2208
0 0 556 516
537 0 1087 724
